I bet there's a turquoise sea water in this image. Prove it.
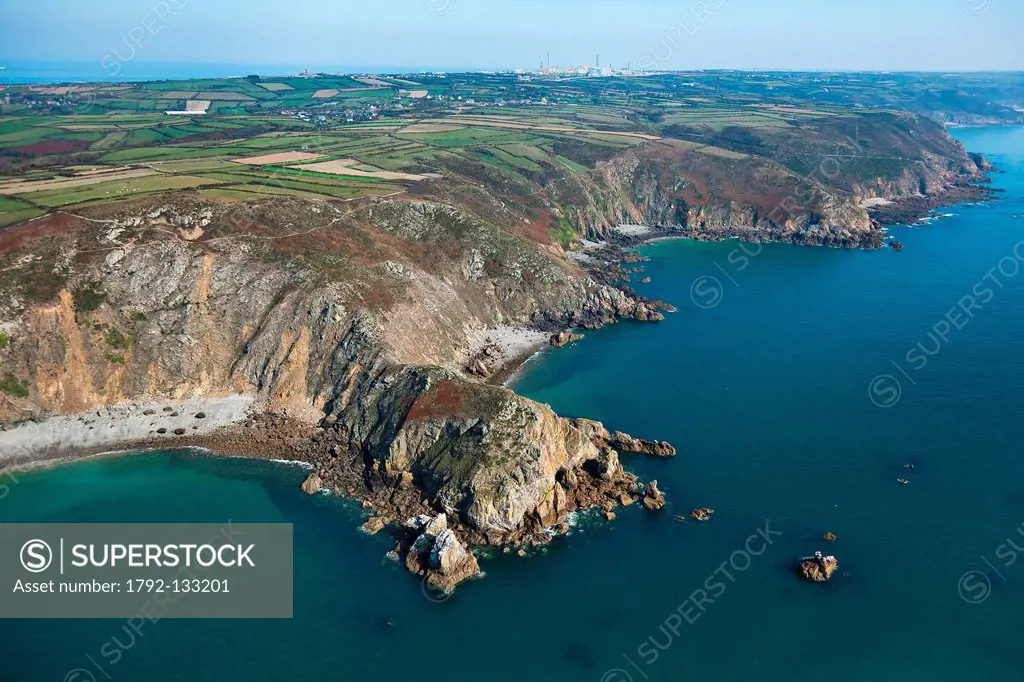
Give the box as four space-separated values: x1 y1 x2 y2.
1 126 1023 681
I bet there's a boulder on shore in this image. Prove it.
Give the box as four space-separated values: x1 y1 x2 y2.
301 473 325 495
798 552 839 583
550 331 585 348
428 529 480 593
466 359 491 378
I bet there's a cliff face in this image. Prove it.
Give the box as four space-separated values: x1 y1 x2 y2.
550 112 987 245
3 217 346 423
0 196 657 422
0 193 668 568
333 363 620 538
596 139 879 246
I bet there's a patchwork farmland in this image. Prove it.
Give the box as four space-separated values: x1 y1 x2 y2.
3 69 1014 230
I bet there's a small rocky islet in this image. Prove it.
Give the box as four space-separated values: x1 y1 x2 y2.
798 552 840 583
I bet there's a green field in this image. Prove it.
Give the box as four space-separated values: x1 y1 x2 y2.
2 70 1021 227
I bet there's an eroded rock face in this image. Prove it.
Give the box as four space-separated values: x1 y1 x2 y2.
301 473 325 495
0 196 670 430
399 514 481 594
575 116 989 245
798 553 839 583
330 365 627 541
3 121 984 594
608 431 676 458
429 529 480 592
550 331 585 348
643 480 666 511
571 420 676 459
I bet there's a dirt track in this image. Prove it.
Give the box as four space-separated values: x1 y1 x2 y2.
0 168 157 195
288 159 431 182
424 117 661 140
233 152 327 165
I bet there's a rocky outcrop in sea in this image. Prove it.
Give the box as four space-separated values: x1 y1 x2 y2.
398 514 481 595
798 552 839 583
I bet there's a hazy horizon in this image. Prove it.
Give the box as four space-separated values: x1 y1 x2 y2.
4 58 1024 74
4 60 1024 81
2 0 1021 74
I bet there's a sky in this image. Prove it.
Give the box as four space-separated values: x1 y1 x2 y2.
0 0 1021 74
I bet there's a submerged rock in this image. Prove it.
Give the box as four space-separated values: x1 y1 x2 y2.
689 508 715 522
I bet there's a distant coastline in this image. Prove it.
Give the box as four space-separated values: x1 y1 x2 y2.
0 60 478 85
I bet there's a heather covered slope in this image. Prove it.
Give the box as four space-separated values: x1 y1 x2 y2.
0 93 990 426
0 190 668 576
0 194 660 425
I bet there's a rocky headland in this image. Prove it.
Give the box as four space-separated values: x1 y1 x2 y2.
0 193 678 592
559 112 992 248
